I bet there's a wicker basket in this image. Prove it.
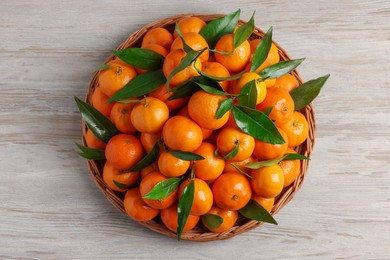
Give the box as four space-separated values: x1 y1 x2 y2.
82 14 316 242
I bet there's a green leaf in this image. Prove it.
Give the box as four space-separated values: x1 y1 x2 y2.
234 12 255 49
290 74 330 110
263 106 273 116
166 49 202 88
200 9 241 48
113 180 131 190
142 177 182 200
238 80 258 109
108 69 166 102
168 150 205 161
177 179 195 240
259 58 305 79
231 105 285 144
197 68 245 82
239 200 278 225
196 83 227 96
216 98 233 119
202 214 223 229
99 64 114 71
250 26 273 72
175 23 193 53
230 163 252 179
74 96 119 143
129 139 160 172
75 143 106 160
245 153 310 169
112 48 164 70
166 80 199 101
224 140 240 160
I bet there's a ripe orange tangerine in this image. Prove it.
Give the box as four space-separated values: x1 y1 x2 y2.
202 205 238 233
124 187 160 222
85 129 106 150
178 178 213 216
253 127 288 161
102 162 140 192
216 127 255 162
250 164 284 198
130 97 169 134
105 134 144 170
170 32 209 62
188 90 230 130
173 17 207 38
212 172 252 211
98 60 137 98
139 171 177 210
162 49 201 86
162 116 203 152
193 142 225 181
158 151 190 178
214 34 251 73
280 111 309 147
141 27 173 51
160 204 200 233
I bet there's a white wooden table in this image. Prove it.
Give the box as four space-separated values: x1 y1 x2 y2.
1 1 389 259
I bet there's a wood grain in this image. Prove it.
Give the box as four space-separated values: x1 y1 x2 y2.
1 0 389 259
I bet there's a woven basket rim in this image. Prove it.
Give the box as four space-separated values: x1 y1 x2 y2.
82 13 316 242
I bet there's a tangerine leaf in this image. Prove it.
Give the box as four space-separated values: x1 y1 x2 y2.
200 9 241 48
245 153 310 169
197 68 245 82
175 23 193 53
129 139 160 172
224 140 240 160
74 97 119 143
99 64 114 71
290 74 330 110
197 83 227 96
177 179 195 240
169 150 205 161
166 80 199 101
108 69 166 102
250 26 273 72
113 180 131 190
233 12 255 49
263 106 273 116
259 58 305 79
202 214 223 229
166 49 202 88
231 105 285 144
216 98 233 119
75 143 106 160
112 48 164 70
142 177 182 200
239 200 278 225
238 80 257 109
230 163 252 178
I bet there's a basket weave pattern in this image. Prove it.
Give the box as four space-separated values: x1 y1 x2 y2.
82 14 316 242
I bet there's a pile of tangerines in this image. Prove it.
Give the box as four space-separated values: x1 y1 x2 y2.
77 11 326 239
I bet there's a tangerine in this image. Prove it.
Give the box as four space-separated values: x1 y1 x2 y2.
123 187 159 221
162 116 203 152
139 171 177 209
102 162 140 192
160 204 200 233
202 205 238 233
98 60 137 98
212 172 252 211
141 27 173 51
188 90 230 130
214 33 251 73
110 101 137 134
158 151 190 178
130 97 169 133
105 134 144 170
253 127 288 160
193 142 225 181
216 127 255 162
250 164 284 198
178 178 213 216
280 111 309 147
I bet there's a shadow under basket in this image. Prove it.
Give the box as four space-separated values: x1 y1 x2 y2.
82 14 316 242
